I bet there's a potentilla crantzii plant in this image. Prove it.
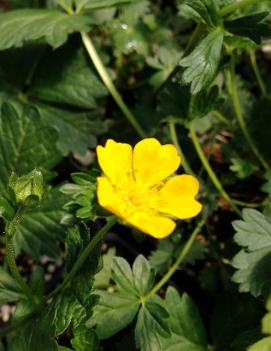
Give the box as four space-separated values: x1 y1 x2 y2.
0 0 270 350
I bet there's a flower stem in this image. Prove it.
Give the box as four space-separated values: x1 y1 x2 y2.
212 110 231 126
249 50 267 98
5 207 36 304
81 32 146 139
228 56 269 171
48 216 117 298
220 0 265 16
188 121 241 215
168 120 195 176
144 216 206 299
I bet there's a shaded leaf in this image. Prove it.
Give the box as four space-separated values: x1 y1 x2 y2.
183 0 220 28
71 326 101 351
0 9 95 50
0 267 24 304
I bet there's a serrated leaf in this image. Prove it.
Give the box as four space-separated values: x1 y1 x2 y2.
160 287 207 351
71 326 101 351
225 12 270 44
135 297 170 351
37 104 106 156
30 39 107 109
232 209 271 297
14 187 68 259
183 0 220 28
7 314 59 351
0 102 61 199
0 9 95 50
88 291 140 339
180 29 224 94
0 267 24 304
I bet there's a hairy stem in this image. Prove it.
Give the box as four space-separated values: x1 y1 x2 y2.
188 121 241 215
144 216 206 299
81 32 146 138
48 216 117 298
249 50 267 98
168 120 195 175
5 207 36 304
228 56 269 170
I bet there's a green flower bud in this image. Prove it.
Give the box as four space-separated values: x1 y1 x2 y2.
9 169 44 208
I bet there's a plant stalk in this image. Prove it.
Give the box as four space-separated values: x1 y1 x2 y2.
228 56 269 171
48 216 117 298
188 121 241 215
5 207 36 304
81 32 146 138
249 50 267 98
168 120 195 175
144 216 206 299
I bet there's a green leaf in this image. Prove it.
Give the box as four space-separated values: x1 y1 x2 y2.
14 187 68 259
94 247 116 289
261 171 271 196
248 337 271 351
111 256 136 294
135 296 170 351
225 12 270 44
183 0 220 28
180 29 224 94
71 326 101 351
61 172 97 219
37 105 106 156
0 267 24 304
0 195 14 221
132 255 155 296
46 292 84 336
0 102 61 198
0 9 95 50
88 291 140 339
30 39 107 109
8 314 59 351
160 287 207 351
75 0 139 11
232 209 271 298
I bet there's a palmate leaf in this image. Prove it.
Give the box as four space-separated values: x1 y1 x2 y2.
0 102 61 198
89 255 155 339
232 209 271 298
159 287 207 351
180 29 224 94
0 9 95 50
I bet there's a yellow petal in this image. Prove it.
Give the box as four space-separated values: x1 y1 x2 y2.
96 139 133 188
157 175 202 219
126 211 176 239
97 176 128 217
133 138 180 188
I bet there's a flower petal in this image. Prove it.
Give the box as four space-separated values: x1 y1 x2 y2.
97 139 133 188
126 211 176 239
97 176 128 217
157 175 202 219
133 138 180 188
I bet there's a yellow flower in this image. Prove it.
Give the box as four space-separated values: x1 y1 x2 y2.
96 138 202 239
